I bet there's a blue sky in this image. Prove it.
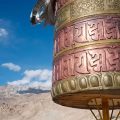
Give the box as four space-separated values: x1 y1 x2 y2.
0 0 54 88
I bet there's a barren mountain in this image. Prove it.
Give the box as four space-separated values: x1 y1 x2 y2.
0 86 95 120
0 86 119 120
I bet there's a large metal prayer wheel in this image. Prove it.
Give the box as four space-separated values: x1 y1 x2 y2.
51 0 120 110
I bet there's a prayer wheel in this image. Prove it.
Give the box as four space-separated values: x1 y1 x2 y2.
52 0 120 109
30 0 120 119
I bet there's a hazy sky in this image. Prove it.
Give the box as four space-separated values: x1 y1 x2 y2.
0 0 54 88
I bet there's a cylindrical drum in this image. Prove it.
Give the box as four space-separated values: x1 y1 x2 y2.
52 0 120 109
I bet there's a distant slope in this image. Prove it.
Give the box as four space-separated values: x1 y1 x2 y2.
0 92 94 120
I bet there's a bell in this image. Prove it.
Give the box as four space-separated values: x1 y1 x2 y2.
31 0 120 119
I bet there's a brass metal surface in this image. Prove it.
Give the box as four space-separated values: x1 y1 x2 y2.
52 0 120 111
56 0 120 29
54 39 120 59
102 98 110 120
52 72 120 97
52 72 120 109
54 15 120 56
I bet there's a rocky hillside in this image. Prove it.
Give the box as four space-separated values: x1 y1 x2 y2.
0 85 94 120
0 86 119 120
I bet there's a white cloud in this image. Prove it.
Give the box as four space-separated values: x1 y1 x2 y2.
8 69 52 90
0 28 8 37
0 19 16 45
1 63 21 72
